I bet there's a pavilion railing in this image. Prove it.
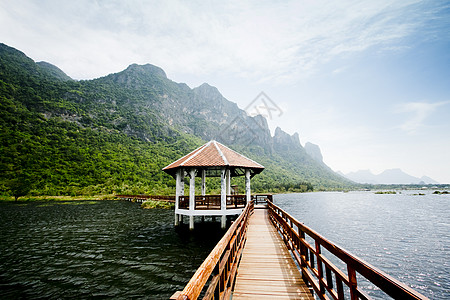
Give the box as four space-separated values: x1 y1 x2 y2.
226 195 246 208
178 194 272 210
179 195 189 209
195 195 222 209
172 200 254 300
267 201 429 300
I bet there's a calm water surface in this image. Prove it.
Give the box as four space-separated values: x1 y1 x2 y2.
1 192 448 299
0 200 224 299
274 191 449 300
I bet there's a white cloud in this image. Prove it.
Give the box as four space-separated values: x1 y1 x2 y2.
395 101 450 134
0 0 440 81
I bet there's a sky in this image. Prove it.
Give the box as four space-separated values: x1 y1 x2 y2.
1 0 449 183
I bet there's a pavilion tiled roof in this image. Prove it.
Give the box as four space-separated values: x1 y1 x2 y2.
162 140 264 175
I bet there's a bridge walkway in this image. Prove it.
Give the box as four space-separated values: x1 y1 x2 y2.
232 207 313 299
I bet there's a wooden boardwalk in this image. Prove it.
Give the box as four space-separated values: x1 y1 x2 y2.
232 207 314 299
173 201 429 300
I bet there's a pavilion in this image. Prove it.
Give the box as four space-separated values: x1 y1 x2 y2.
162 140 264 229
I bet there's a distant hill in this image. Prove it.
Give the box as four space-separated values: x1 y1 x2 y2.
342 169 439 184
36 61 73 81
0 43 353 196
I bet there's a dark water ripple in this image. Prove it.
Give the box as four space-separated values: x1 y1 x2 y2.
0 201 224 299
275 191 449 300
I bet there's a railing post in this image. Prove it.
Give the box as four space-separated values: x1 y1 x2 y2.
348 265 358 300
298 228 308 283
316 242 325 296
213 263 220 299
336 276 345 300
325 265 333 290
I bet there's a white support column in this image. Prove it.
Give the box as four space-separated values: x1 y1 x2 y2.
174 169 181 226
180 169 185 196
221 168 227 229
201 169 206 196
226 169 231 195
189 169 196 230
245 169 251 204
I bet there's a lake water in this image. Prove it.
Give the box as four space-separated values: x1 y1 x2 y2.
0 200 224 299
275 191 449 300
0 191 448 299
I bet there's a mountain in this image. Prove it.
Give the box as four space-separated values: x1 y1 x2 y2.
344 170 379 184
36 61 73 81
343 169 439 184
420 175 439 184
304 142 323 164
0 43 353 196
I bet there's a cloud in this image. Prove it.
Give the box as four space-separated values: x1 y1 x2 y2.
396 101 450 134
1 0 446 81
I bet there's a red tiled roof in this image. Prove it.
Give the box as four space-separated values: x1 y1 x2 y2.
162 140 264 172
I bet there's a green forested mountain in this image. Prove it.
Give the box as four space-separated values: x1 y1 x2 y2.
0 43 353 197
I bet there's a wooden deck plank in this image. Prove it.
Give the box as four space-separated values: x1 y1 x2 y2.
232 209 314 299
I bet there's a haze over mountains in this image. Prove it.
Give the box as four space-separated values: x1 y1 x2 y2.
340 169 439 185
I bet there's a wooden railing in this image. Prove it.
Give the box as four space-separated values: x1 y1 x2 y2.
117 194 272 208
253 194 273 204
179 195 189 209
267 202 429 300
178 195 248 210
172 200 254 300
178 194 272 210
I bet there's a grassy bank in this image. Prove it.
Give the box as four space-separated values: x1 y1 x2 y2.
141 200 174 209
0 194 118 202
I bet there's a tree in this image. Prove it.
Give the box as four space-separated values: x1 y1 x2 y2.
8 176 31 201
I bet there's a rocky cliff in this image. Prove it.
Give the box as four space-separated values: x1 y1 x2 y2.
0 43 353 195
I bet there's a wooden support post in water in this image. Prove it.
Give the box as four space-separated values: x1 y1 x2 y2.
189 216 194 229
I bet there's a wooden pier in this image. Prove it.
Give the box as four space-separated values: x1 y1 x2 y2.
232 207 313 299
172 198 429 300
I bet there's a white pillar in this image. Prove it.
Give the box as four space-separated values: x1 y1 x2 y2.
245 169 251 204
226 169 231 195
201 169 206 196
221 168 227 229
180 169 185 196
189 169 196 211
175 169 181 226
189 169 196 230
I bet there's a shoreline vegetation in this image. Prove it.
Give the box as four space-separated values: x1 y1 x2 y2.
374 191 397 194
0 194 117 202
141 200 174 209
2 187 449 204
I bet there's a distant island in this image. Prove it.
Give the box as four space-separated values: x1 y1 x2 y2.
339 168 439 185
